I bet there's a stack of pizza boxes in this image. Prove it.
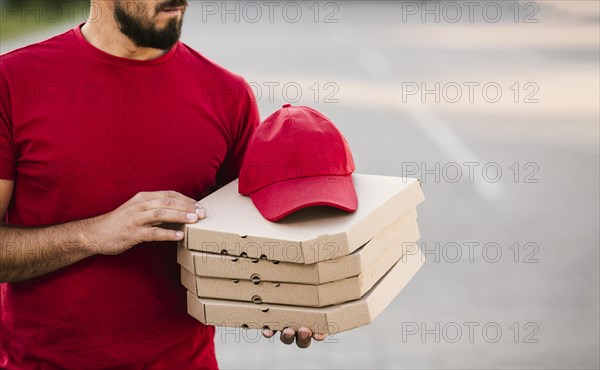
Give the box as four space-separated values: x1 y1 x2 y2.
177 174 425 335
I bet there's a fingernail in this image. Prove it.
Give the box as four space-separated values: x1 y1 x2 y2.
176 231 184 239
196 208 206 219
187 213 198 221
195 202 204 209
299 330 309 340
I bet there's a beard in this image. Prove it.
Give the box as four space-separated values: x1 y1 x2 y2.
114 0 187 50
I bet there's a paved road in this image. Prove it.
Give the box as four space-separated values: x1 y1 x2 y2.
2 1 599 369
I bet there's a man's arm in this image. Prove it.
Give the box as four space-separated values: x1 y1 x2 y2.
0 180 205 283
0 177 95 282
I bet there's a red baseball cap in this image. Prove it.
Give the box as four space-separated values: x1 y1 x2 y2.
239 104 358 222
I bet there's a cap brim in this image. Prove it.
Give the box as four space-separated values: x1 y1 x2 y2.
249 175 358 222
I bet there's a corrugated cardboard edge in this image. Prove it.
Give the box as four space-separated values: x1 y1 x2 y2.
324 248 425 333
187 290 208 324
181 267 197 294
185 227 305 262
177 241 195 274
354 218 421 296
301 179 424 264
317 208 418 283
186 248 425 334
340 179 424 260
181 218 420 307
184 245 322 284
184 176 425 264
177 208 418 285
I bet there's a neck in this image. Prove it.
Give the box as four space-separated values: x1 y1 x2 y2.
81 10 167 61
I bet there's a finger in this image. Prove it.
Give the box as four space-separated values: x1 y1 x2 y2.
139 208 199 226
143 227 185 242
161 190 198 205
196 205 206 219
280 327 295 345
137 190 198 205
296 327 312 349
312 333 327 341
141 198 205 219
262 329 276 338
142 198 198 213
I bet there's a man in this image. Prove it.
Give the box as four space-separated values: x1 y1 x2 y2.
0 1 325 368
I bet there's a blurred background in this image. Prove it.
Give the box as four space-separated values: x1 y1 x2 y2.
1 0 599 369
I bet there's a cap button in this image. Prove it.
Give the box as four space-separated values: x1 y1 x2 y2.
282 103 292 108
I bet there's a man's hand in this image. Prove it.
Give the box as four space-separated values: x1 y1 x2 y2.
0 188 205 283
262 327 327 348
87 191 205 255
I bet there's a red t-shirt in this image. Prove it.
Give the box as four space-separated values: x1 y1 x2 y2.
0 24 259 369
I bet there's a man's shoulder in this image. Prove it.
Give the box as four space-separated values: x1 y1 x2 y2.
177 42 248 87
1 28 75 70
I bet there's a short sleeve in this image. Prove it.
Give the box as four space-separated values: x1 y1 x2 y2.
0 61 16 181
216 80 260 186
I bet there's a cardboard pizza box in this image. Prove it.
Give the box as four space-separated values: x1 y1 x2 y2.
183 174 424 263
178 208 419 285
186 247 424 334
181 216 419 307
